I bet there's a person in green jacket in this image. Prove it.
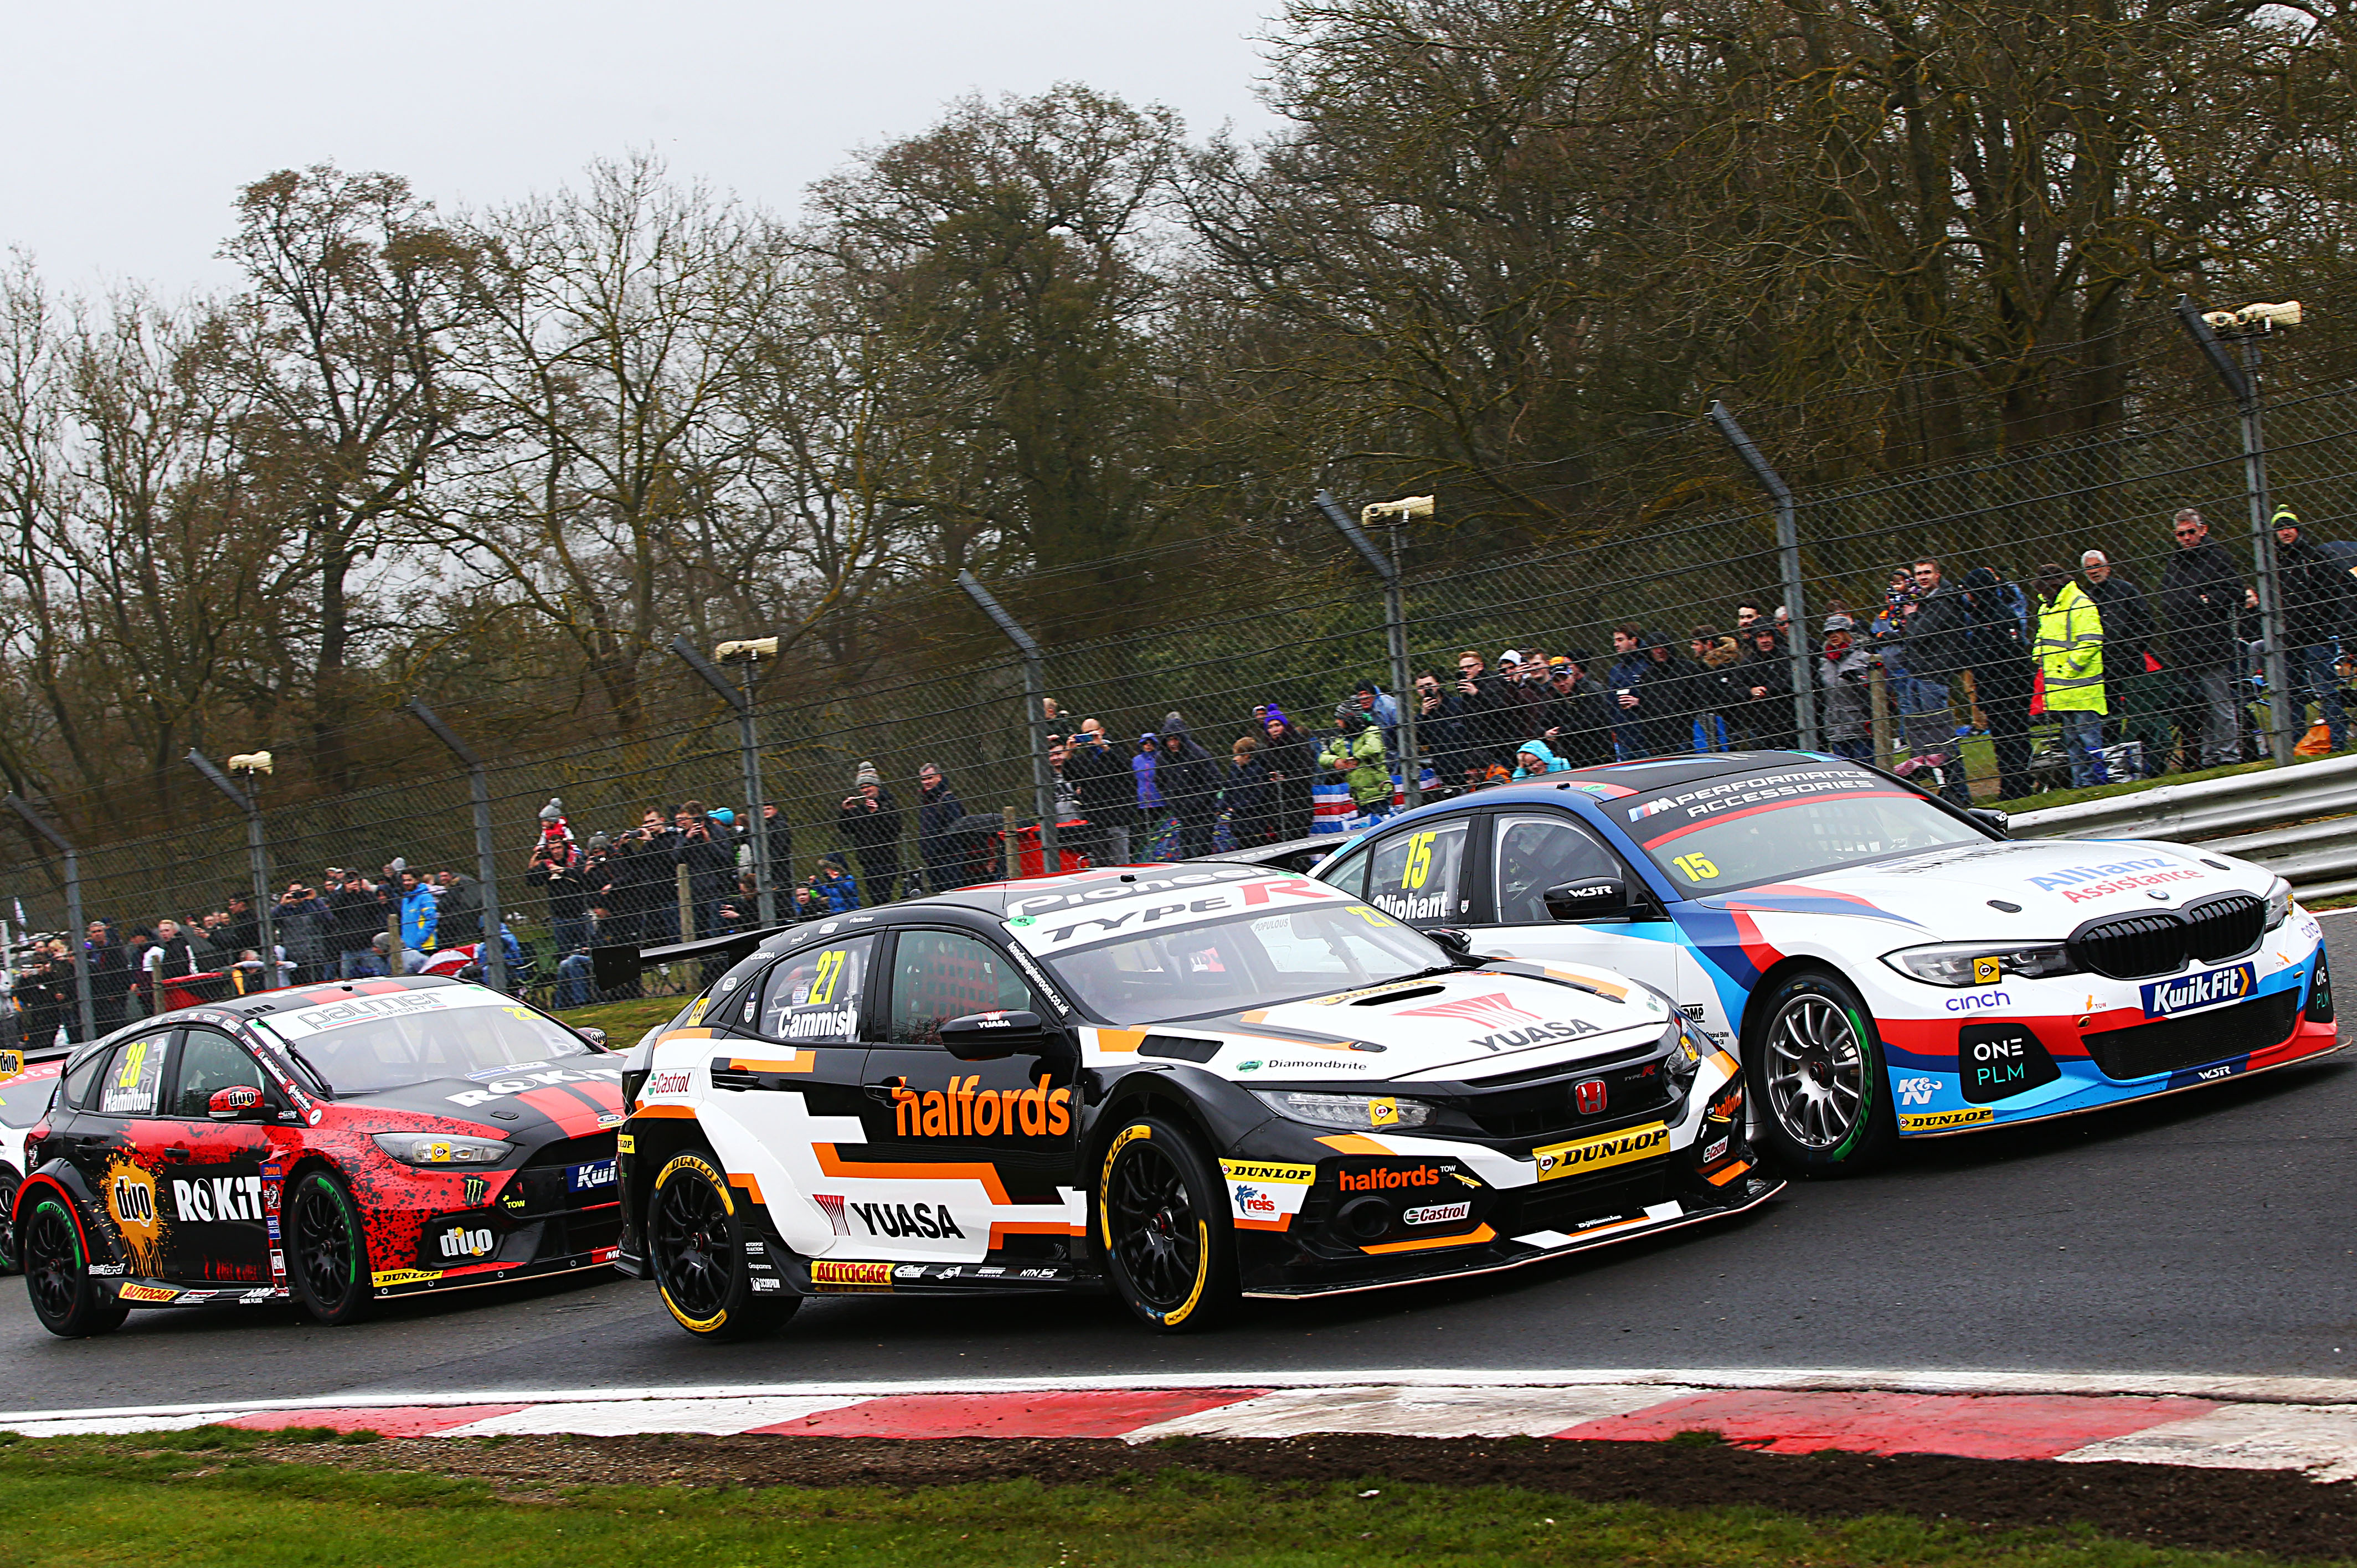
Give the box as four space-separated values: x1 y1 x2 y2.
2035 561 2112 787
1320 708 1394 823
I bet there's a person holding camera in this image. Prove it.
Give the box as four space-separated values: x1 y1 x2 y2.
837 764 904 904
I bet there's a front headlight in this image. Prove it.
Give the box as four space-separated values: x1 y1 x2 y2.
1882 942 2081 987
371 1132 512 1168
1250 1090 1434 1131
2266 878 2294 931
1663 1022 1702 1086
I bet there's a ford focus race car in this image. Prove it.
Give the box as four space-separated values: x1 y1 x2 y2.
614 864 1780 1338
1306 751 2338 1172
9 977 624 1337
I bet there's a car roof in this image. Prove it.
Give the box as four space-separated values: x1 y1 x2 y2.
194 972 472 1022
1377 750 1852 829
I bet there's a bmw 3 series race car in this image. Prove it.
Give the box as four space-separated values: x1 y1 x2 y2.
1306 751 2338 1172
614 863 1780 1338
9 976 625 1337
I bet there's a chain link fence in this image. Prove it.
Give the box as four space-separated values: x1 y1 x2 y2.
9 323 2357 1039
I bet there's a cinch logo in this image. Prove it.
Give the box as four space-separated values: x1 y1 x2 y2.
891 1075 1072 1138
850 1200 966 1240
172 1175 265 1224
811 1260 892 1287
1533 1121 1670 1181
1397 992 1539 1029
2141 963 2256 1019
1945 991 2013 1013
1337 1165 1444 1192
1402 1201 1471 1226
437 1225 494 1259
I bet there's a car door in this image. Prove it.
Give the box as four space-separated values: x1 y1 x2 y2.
152 1027 277 1288
1358 816 1479 929
63 1028 174 1278
1473 809 1715 1028
854 927 1078 1264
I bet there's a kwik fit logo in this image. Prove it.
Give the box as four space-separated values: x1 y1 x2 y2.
2140 962 2256 1019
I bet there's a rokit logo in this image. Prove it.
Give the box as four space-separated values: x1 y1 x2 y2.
437 1225 495 1260
172 1175 266 1223
848 1200 966 1239
1401 1201 1471 1226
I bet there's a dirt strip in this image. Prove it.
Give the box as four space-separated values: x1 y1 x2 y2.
201 1431 2357 1561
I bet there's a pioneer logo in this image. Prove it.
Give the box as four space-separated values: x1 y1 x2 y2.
2140 963 2256 1020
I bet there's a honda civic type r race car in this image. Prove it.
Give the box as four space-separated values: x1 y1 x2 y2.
8 977 625 1337
613 865 1781 1338
1306 751 2338 1173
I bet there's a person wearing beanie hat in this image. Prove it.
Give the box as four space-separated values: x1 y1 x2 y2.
1818 613 1872 761
1259 704 1317 839
838 765 903 906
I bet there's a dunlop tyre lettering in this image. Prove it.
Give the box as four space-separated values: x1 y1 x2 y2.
1098 1116 1237 1333
21 1195 127 1338
649 1151 797 1342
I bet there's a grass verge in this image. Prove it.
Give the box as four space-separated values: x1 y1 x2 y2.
0 1430 2341 1568
549 993 686 1038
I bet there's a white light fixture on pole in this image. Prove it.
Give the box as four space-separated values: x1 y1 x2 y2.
1315 492 1437 806
187 749 277 989
673 634 780 927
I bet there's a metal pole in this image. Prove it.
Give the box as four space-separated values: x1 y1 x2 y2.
670 636 777 926
957 572 1058 874
1314 491 1421 806
405 701 506 994
4 795 92 1042
2174 297 2296 766
184 750 275 991
1706 401 1817 751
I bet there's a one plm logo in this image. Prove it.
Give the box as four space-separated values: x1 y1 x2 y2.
1395 992 1539 1029
2140 962 2257 1020
1896 1076 1937 1106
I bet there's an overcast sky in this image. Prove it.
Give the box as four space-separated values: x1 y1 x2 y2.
4 1 1286 296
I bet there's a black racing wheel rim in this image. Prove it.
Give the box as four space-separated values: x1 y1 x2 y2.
23 1200 82 1322
292 1178 362 1313
1106 1140 1203 1313
652 1167 735 1324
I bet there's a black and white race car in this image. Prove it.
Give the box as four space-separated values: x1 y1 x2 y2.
614 862 1780 1337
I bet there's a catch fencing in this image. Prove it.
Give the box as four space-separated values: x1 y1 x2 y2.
9 307 2357 1028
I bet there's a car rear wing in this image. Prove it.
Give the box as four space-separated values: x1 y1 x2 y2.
588 922 797 996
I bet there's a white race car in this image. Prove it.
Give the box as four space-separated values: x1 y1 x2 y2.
0 1049 62 1272
1308 752 2337 1172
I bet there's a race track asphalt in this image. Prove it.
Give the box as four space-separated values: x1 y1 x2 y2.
6 915 2354 1414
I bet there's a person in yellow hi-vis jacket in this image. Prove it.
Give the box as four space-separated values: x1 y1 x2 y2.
2034 561 2112 787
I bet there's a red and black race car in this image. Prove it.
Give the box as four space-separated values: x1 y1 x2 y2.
9 974 625 1337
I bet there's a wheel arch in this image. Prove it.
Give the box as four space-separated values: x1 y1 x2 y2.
1735 952 1867 1055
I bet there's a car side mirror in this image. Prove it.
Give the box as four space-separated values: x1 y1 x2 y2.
939 1010 1052 1061
578 1027 608 1048
1970 808 2010 837
208 1085 267 1121
1543 878 1630 922
1427 927 1472 956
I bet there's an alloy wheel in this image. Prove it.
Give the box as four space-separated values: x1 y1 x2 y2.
1106 1141 1202 1312
653 1168 734 1323
1764 993 1867 1151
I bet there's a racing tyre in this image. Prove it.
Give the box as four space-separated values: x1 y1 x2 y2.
1097 1116 1238 1332
21 1195 127 1338
649 1151 796 1342
1746 968 1897 1175
0 1167 20 1275
287 1170 377 1326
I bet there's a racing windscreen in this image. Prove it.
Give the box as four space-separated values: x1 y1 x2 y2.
1029 902 1448 1026
1615 762 1984 895
256 988 595 1096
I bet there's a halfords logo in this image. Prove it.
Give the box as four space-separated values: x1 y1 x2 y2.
172 1175 264 1223
810 1260 893 1287
1396 992 1538 1029
1337 1164 1444 1192
1402 1201 1472 1226
1533 1121 1670 1180
891 1075 1072 1138
1899 1106 1995 1131
2141 963 2256 1020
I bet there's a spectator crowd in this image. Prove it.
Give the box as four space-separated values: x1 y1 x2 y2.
8 504 2345 1045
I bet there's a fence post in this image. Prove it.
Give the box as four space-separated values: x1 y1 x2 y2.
186 751 276 989
405 700 506 994
5 795 92 1043
671 635 778 927
676 864 694 945
1706 401 1817 752
1003 803 1021 881
958 571 1059 874
1868 666 1895 771
1315 491 1425 806
2174 297 2297 767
